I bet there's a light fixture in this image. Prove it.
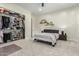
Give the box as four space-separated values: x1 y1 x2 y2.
38 7 42 11
41 3 44 7
38 3 44 11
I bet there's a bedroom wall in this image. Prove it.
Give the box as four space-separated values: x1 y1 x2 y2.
0 3 32 39
31 15 38 36
33 6 79 40
76 7 79 39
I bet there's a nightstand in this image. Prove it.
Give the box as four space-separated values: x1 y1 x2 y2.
59 31 67 41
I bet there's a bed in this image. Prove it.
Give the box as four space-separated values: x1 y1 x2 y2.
33 29 59 47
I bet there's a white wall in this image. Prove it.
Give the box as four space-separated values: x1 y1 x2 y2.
0 3 32 39
31 15 39 37
33 6 79 40
76 7 79 39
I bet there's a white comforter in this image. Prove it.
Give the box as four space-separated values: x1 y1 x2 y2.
33 33 59 45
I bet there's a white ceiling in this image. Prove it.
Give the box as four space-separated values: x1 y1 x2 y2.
15 3 79 16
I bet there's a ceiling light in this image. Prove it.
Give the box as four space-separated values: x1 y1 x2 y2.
38 8 42 11
42 3 44 7
38 3 44 11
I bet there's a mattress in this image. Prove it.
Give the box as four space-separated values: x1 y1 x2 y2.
33 33 59 45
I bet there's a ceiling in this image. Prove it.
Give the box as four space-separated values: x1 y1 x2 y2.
15 3 79 16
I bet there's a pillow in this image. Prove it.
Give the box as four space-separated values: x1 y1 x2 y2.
43 29 59 33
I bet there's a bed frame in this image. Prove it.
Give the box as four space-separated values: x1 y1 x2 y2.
34 29 59 47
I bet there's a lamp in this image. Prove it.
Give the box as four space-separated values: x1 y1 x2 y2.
60 25 67 31
59 25 67 34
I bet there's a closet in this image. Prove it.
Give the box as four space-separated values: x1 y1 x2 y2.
0 7 25 43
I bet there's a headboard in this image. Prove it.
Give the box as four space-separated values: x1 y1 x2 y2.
42 29 59 33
